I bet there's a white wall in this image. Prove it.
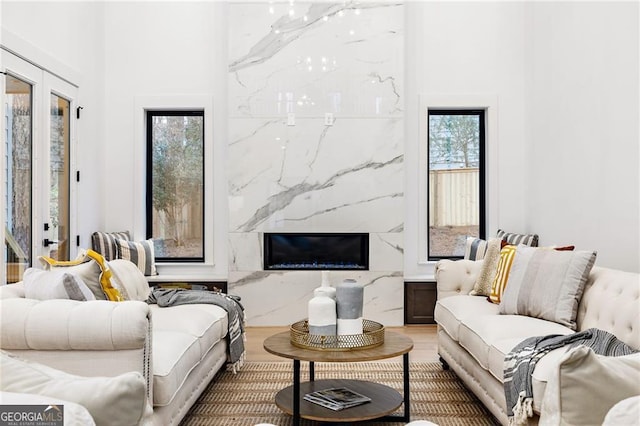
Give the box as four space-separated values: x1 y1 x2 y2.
102 1 228 277
1 1 106 252
3 1 637 277
405 2 528 277
524 2 639 272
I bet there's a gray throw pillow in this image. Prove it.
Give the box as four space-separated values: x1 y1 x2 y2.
499 245 596 330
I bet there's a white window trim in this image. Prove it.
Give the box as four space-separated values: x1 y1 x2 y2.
133 95 220 277
405 94 499 279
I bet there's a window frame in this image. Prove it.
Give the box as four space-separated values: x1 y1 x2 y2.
405 94 498 278
145 109 205 263
426 108 486 260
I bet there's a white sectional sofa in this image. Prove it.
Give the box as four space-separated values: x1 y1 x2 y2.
0 259 231 426
434 259 640 425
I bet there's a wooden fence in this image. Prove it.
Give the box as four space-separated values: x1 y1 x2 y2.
429 168 479 227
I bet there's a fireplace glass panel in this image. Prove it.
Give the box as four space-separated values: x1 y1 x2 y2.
264 233 369 270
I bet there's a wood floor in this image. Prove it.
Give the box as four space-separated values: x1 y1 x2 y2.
245 325 439 363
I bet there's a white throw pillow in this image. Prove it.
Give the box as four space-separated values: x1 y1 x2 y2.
108 259 151 302
0 350 147 426
23 268 96 301
0 391 96 425
539 345 640 426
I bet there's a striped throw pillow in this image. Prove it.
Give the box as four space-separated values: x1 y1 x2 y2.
116 239 157 276
464 237 488 261
91 231 131 261
499 246 596 329
496 229 539 247
489 244 517 304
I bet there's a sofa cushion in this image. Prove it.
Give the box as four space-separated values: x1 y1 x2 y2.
463 237 488 261
150 304 227 354
116 239 158 276
150 304 228 407
0 350 146 426
23 268 96 301
499 246 596 330
435 296 499 342
470 238 504 296
39 250 123 301
152 330 202 407
540 346 640 425
489 337 568 413
458 314 573 370
0 391 97 425
496 228 538 247
489 245 517 304
108 259 151 302
91 231 131 261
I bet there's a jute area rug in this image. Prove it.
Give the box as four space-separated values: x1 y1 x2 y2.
181 361 498 426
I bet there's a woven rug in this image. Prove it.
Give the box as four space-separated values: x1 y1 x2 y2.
181 361 498 426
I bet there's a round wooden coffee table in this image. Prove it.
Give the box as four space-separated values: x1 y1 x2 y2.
263 330 414 425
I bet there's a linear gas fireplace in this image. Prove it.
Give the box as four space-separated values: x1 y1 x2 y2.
264 233 369 271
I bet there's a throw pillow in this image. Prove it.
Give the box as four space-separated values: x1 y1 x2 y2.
0 391 96 425
496 228 539 247
489 244 517 304
91 231 131 261
23 268 96 301
498 245 597 329
540 346 640 425
0 350 147 426
108 259 150 302
463 237 488 261
469 238 503 296
39 250 124 301
116 239 157 276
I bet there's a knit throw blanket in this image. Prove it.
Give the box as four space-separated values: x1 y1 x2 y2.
147 288 246 373
503 328 638 426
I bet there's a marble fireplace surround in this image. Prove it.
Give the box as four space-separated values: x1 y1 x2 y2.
227 2 405 326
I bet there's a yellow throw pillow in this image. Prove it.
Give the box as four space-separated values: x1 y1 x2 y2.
39 249 124 301
489 244 517 304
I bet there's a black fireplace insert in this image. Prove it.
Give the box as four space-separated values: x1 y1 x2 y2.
263 233 369 270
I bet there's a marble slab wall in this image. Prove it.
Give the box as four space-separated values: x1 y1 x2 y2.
227 1 405 326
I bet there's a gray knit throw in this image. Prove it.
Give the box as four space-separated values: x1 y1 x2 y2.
147 288 246 372
503 328 638 425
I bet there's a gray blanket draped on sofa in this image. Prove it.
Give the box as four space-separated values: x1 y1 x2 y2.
503 328 638 426
146 288 246 372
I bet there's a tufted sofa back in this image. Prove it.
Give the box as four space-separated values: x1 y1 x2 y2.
435 261 640 350
576 267 640 350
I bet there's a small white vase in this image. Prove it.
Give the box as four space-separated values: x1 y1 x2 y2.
308 292 337 336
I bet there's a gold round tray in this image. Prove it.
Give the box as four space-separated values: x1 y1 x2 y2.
290 319 385 351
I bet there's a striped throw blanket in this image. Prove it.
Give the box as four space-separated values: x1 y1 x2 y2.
503 328 638 426
147 288 246 373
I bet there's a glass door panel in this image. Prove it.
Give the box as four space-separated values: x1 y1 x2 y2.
4 75 33 283
47 93 71 260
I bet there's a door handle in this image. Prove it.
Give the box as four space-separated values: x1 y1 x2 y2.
43 238 58 247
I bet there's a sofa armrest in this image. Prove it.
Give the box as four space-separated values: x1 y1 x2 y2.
1 298 153 403
435 259 482 299
1 299 150 351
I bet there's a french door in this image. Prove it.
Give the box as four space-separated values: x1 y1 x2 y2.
2 51 78 283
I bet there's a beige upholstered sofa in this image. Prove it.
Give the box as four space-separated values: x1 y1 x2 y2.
0 259 231 426
435 260 640 425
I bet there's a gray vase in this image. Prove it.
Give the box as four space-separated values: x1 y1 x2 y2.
336 279 363 335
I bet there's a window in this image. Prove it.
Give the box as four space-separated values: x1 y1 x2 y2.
427 109 485 259
146 110 204 262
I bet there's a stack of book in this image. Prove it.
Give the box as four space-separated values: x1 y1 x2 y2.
303 387 372 411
